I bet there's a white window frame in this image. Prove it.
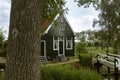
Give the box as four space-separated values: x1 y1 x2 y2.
66 38 73 50
53 37 59 50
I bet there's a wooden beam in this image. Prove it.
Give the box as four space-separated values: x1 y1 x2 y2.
99 59 114 69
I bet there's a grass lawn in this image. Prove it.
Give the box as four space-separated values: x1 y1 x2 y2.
41 62 103 80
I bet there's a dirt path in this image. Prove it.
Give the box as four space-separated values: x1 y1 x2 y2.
43 59 79 66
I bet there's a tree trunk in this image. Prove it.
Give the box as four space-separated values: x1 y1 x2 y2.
5 0 42 80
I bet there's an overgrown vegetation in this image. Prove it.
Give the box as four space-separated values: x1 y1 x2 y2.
41 63 102 80
0 63 102 80
75 46 113 67
75 42 87 54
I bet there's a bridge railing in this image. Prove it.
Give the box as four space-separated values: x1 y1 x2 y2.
92 53 120 80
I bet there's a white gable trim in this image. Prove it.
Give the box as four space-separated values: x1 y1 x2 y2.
43 14 60 34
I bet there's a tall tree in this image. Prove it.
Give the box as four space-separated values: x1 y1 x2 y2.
5 0 65 80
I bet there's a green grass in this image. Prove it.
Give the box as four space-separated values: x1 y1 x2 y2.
0 72 4 80
41 63 102 80
0 64 103 80
87 47 113 54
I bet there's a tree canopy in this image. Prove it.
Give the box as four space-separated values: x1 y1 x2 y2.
42 0 66 23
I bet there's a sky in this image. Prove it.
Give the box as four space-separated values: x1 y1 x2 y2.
0 0 99 38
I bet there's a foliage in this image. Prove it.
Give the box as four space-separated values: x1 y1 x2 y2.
87 41 94 47
0 63 103 80
94 40 100 48
75 30 102 48
40 0 67 33
77 47 96 67
75 30 96 42
0 29 5 57
75 0 120 53
42 0 66 23
78 53 93 67
76 47 113 67
0 64 102 80
75 42 87 54
75 31 86 42
75 0 120 54
41 63 102 80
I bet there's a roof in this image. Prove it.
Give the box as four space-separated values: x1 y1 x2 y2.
41 14 58 33
42 13 74 35
41 19 51 33
43 14 60 34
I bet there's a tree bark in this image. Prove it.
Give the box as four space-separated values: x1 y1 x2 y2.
5 0 42 80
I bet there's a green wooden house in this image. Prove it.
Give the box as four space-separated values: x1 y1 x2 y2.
41 14 75 61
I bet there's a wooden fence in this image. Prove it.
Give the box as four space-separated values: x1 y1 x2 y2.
92 53 120 80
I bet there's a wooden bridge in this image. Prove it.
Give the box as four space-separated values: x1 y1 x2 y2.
92 53 120 80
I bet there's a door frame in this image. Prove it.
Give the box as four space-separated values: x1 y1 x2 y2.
58 37 65 56
41 40 46 57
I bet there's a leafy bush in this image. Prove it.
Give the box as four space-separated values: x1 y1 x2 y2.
77 47 108 67
75 42 87 54
41 64 102 80
78 53 93 67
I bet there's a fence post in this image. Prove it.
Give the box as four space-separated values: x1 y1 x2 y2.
107 54 111 80
96 54 100 73
114 58 118 80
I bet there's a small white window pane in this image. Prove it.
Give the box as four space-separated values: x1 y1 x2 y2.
66 38 73 49
53 37 58 50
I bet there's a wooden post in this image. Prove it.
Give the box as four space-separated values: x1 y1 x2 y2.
96 54 100 73
114 58 118 80
107 54 111 80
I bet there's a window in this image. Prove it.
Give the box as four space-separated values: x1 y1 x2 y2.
53 37 58 50
66 38 73 49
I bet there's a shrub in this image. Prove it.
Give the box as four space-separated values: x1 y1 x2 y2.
41 64 102 80
78 53 93 67
75 42 87 54
0 64 102 80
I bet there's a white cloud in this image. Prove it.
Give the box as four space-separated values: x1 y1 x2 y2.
66 10 99 32
66 0 99 32
0 0 11 38
66 14 96 32
0 1 10 8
